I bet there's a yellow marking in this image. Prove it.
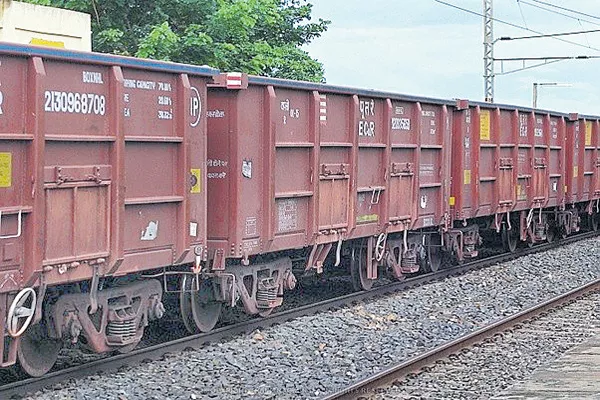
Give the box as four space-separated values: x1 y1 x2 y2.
356 214 379 223
190 168 202 193
29 38 65 48
574 166 579 178
480 110 491 141
585 121 593 146
564 185 568 193
0 153 11 188
464 169 472 185
449 196 456 206
516 185 521 198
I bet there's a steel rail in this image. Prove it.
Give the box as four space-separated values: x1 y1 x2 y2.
1 231 599 398
322 278 600 400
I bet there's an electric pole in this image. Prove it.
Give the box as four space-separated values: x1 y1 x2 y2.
483 0 494 102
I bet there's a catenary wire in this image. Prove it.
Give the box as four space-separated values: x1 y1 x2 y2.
520 0 600 27
434 0 600 52
530 0 600 21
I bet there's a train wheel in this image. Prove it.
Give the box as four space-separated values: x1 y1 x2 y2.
17 324 62 377
502 226 518 253
180 275 222 334
350 245 375 291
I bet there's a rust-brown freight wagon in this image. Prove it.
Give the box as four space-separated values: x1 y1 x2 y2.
205 75 454 301
0 42 214 376
566 115 600 229
451 102 600 254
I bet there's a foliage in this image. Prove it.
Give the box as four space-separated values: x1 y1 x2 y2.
21 0 329 81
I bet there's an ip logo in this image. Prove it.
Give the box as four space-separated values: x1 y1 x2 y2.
190 86 201 127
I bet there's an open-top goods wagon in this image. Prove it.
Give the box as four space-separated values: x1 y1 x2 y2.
0 42 214 375
205 75 454 302
451 102 600 253
2 42 600 377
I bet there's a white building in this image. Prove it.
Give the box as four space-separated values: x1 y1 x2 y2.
0 0 91 50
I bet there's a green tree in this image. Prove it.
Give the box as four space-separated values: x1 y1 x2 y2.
21 0 329 82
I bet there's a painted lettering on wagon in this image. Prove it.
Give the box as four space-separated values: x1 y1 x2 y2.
519 114 528 137
44 91 106 115
123 79 173 91
123 78 173 120
190 86 202 127
551 120 558 139
207 159 228 179
391 117 410 130
391 105 410 131
280 99 300 125
82 71 104 84
207 110 225 118
421 110 437 135
358 99 375 137
534 117 543 137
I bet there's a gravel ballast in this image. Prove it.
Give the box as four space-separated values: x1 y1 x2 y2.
371 293 600 399
26 237 600 400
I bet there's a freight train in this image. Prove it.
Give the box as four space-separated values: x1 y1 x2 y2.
1 42 599 376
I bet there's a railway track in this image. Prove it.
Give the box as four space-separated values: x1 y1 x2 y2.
322 271 600 400
2 231 599 399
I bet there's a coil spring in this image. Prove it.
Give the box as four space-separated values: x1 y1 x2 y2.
107 319 137 341
401 251 417 272
256 279 277 308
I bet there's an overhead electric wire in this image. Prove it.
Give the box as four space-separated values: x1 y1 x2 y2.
499 29 600 41
433 0 600 52
578 19 592 48
519 0 600 27
516 0 528 28
529 0 600 21
496 55 600 61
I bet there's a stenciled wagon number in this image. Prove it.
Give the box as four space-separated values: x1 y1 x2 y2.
44 90 106 116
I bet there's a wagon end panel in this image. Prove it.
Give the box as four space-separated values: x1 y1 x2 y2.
230 87 266 257
591 120 600 199
206 89 233 256
270 87 314 250
0 55 29 292
450 106 471 220
582 119 597 202
41 60 115 283
187 76 209 253
566 118 582 204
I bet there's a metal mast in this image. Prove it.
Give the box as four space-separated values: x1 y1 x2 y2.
483 0 494 102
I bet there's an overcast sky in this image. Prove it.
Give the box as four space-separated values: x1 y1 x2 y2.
305 0 600 114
